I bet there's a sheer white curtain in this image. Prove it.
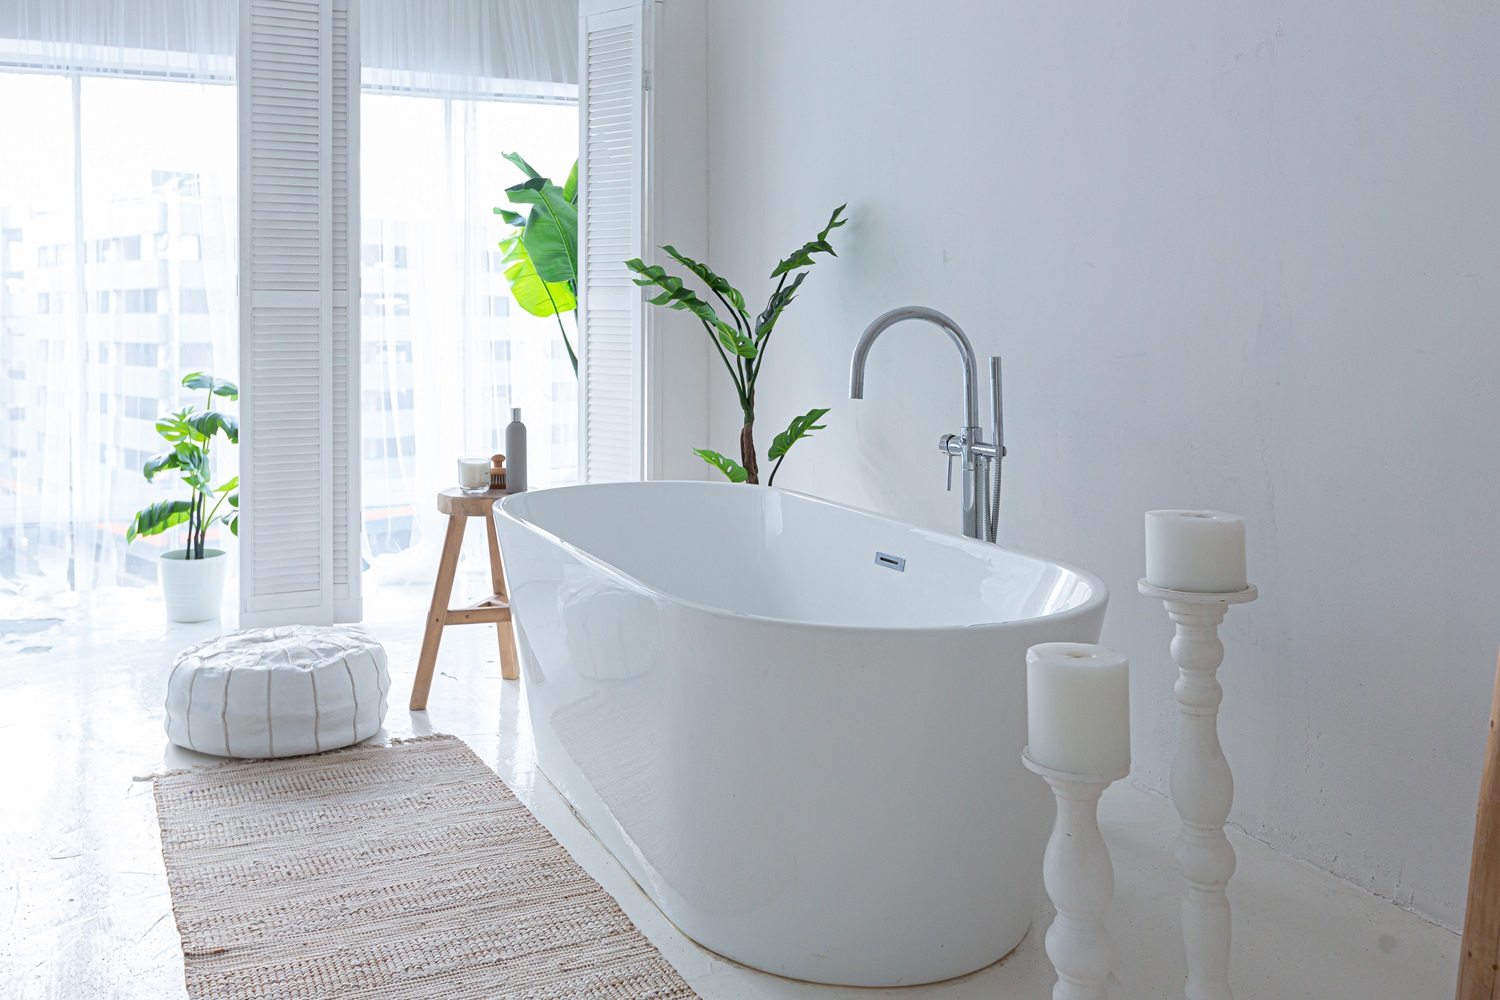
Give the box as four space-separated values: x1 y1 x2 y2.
0 0 237 606
357 0 579 587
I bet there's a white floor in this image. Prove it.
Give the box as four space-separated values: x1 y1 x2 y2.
2 568 1460 999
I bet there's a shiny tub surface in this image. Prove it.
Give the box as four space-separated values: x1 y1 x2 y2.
494 481 1108 987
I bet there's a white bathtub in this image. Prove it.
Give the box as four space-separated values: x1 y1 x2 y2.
493 481 1107 987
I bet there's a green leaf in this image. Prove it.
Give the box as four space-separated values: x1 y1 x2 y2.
505 177 577 285
754 271 808 343
716 321 757 359
502 151 541 179
693 448 748 483
494 207 527 227
155 410 194 443
184 409 238 444
127 499 192 542
562 159 578 203
143 451 182 481
770 203 848 278
227 492 239 508
767 407 830 462
224 512 239 536
501 235 577 318
182 372 238 399
625 259 722 329
817 203 849 242
662 245 747 316
217 477 238 494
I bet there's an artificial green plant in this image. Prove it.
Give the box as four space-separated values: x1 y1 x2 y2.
494 152 579 374
127 372 239 559
625 204 847 485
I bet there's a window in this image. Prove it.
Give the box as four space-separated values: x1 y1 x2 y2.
122 342 158 366
123 396 156 420
360 89 578 566
122 289 159 313
0 63 237 597
179 342 214 367
362 293 410 317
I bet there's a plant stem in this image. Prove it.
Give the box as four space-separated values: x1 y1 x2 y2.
740 419 758 485
750 273 789 384
541 280 578 375
703 319 749 410
740 388 758 484
767 454 786 488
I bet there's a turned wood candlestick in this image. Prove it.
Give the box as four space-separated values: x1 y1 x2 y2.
1024 749 1129 1000
1139 579 1257 1000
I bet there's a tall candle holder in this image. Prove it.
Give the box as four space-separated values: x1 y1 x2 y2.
1023 748 1129 1000
1138 580 1257 1000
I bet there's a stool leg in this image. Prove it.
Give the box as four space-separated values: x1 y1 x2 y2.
485 513 520 681
411 514 466 710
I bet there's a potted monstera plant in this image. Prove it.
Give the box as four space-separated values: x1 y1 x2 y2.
127 372 239 622
626 204 846 484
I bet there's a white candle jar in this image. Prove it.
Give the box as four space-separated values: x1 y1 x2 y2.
457 457 491 494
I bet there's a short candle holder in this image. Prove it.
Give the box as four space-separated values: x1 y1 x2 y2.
1023 748 1130 1000
1138 579 1258 1000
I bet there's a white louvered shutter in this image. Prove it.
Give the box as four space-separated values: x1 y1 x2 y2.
238 0 361 626
577 0 647 483
330 0 361 622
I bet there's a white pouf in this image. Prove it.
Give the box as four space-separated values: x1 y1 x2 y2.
164 625 390 758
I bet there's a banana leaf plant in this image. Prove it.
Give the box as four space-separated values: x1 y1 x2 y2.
494 152 579 374
126 372 239 560
626 204 846 485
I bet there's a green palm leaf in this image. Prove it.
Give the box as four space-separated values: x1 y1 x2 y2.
662 245 747 316
505 177 577 285
500 235 576 317
127 499 192 542
693 448 748 483
770 203 848 278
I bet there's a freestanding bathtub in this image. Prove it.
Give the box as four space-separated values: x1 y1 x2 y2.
493 481 1108 987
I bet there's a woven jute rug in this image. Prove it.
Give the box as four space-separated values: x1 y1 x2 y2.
152 734 698 999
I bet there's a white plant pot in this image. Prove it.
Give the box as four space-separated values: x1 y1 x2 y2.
159 549 228 623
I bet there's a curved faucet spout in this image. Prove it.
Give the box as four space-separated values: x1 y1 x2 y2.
848 305 980 430
849 304 1004 543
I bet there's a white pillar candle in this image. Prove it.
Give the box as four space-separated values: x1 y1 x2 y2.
457 457 491 492
1027 643 1131 777
1144 509 1247 593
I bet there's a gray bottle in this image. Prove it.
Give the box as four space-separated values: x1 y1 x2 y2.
504 407 527 493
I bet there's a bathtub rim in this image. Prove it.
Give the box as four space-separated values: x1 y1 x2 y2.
495 481 1109 635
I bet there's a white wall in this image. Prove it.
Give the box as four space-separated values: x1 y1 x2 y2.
698 1 1500 928
645 0 712 480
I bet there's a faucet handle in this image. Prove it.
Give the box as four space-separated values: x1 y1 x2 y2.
938 433 959 491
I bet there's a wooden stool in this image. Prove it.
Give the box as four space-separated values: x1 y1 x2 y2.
409 487 519 711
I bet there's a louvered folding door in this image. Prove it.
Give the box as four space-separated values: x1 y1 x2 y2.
577 0 647 483
238 0 361 625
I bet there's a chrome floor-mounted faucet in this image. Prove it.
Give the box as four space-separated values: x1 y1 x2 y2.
848 306 1004 542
